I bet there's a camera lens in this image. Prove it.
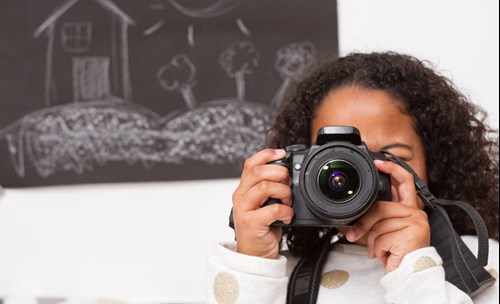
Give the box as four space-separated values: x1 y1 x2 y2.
318 160 360 202
329 171 349 191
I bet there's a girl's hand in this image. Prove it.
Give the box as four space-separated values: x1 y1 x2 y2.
231 149 294 259
345 159 430 273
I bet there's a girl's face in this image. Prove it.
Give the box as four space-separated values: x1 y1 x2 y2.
311 86 428 206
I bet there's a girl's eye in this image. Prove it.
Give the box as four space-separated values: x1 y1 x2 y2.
394 155 411 162
382 150 412 162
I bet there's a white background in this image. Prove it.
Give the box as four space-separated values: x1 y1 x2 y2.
0 0 498 303
338 0 499 128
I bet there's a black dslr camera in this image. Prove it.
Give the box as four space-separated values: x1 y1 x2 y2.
230 126 391 228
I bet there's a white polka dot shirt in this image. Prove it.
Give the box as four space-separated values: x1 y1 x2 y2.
207 236 499 303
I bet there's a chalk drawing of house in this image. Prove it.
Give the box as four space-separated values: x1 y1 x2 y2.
34 0 135 106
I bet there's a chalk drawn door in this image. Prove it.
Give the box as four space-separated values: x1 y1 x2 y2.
72 56 111 102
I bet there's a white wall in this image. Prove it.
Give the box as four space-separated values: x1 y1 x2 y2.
0 1 498 303
338 0 499 128
0 180 239 303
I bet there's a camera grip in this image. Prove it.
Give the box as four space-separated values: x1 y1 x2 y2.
262 198 286 226
262 197 282 207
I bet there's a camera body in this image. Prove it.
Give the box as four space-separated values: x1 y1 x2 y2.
265 126 391 227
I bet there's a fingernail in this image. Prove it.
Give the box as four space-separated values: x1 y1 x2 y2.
346 229 355 242
374 159 385 165
274 149 286 157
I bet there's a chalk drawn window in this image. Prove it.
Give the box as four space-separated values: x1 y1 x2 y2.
62 22 92 53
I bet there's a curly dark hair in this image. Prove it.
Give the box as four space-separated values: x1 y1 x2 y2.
266 52 499 256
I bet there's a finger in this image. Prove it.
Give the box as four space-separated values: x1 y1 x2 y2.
372 219 431 273
253 203 295 226
242 149 286 176
366 218 410 259
234 181 292 212
378 253 389 266
372 231 406 273
236 164 290 197
345 201 413 242
236 154 289 195
390 185 400 202
374 160 418 208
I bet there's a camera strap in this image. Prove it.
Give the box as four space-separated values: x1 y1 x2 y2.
286 229 336 304
286 153 495 303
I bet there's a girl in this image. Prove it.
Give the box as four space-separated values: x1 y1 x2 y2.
208 52 499 303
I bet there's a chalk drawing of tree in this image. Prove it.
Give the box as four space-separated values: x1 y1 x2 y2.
157 54 198 109
219 41 259 102
271 42 316 108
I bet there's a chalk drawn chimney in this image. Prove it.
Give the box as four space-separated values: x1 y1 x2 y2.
34 0 134 106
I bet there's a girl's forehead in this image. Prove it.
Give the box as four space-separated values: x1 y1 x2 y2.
311 87 417 149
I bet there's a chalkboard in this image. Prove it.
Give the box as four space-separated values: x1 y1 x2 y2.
0 0 338 188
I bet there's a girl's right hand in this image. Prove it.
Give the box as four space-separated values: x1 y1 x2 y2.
231 149 295 259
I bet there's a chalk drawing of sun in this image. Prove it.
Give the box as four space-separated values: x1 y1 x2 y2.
144 0 250 46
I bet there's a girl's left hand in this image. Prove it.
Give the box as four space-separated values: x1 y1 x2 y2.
345 159 431 273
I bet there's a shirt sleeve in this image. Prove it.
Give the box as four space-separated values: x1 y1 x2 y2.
206 241 288 304
380 246 478 304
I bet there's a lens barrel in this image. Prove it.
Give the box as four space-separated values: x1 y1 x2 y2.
299 143 379 225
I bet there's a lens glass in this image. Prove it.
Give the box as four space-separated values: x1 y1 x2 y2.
317 160 360 202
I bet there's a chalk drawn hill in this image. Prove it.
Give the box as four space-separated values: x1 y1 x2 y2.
0 99 273 178
161 99 273 164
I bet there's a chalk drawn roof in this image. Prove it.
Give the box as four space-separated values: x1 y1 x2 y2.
34 0 134 38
